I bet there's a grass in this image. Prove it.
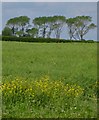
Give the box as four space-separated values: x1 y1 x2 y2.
2 41 97 118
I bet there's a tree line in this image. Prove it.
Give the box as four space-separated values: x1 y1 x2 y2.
2 15 96 40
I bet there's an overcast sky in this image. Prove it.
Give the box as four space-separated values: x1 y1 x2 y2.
1 2 97 40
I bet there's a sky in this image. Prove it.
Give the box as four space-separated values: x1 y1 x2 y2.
1 0 98 2
1 2 97 40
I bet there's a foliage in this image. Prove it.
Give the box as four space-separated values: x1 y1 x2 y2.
66 16 96 40
66 17 77 40
3 15 96 40
26 28 38 38
52 16 66 39
2 36 95 43
6 16 30 36
33 15 66 38
2 27 13 36
15 30 25 37
33 16 49 38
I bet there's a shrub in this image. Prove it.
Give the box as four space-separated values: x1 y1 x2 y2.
2 27 13 36
2 36 96 43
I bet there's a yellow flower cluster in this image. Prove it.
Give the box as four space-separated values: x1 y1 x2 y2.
1 75 84 103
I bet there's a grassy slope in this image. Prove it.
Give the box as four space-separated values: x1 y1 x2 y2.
2 41 97 118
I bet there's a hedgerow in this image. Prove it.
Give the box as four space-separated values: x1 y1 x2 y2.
2 36 95 43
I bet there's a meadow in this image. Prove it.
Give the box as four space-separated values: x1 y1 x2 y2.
1 41 97 118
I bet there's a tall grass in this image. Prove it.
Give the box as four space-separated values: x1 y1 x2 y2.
2 41 97 118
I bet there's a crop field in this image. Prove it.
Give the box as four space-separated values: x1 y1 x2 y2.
1 41 97 118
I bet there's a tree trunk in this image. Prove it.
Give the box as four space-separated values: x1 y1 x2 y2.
55 30 60 39
22 26 24 32
56 34 60 39
43 27 46 38
80 34 83 41
47 28 51 38
12 26 15 35
69 29 72 40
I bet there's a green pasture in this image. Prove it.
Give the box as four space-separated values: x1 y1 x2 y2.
2 41 97 118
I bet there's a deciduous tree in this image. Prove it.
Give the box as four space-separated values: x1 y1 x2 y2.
52 16 66 39
66 16 96 40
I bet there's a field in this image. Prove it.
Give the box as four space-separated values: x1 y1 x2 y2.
2 41 97 118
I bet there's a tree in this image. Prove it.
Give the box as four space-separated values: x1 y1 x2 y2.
33 16 49 38
2 27 13 36
17 16 30 32
66 16 96 40
52 16 66 39
46 18 54 38
6 16 30 36
75 16 96 40
6 17 19 35
33 16 66 39
26 28 38 38
66 18 77 40
4 15 96 40
46 16 57 38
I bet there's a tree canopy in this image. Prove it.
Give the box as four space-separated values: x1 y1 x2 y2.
66 16 96 40
3 15 96 40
